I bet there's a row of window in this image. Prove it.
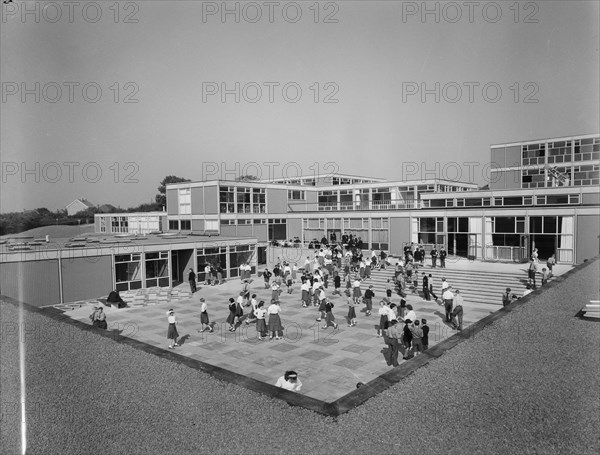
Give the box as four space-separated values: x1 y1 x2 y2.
424 194 581 208
418 216 571 235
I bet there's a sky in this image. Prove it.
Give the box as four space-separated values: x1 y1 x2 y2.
1 0 599 212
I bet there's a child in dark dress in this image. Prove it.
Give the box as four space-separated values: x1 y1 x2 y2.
421 318 429 350
226 298 237 331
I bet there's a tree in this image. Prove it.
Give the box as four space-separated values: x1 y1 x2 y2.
236 175 259 182
155 175 191 208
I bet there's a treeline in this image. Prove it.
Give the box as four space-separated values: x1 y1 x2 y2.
0 202 162 236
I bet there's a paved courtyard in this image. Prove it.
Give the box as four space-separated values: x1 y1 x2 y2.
62 259 571 403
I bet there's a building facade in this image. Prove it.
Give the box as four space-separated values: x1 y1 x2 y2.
164 134 600 264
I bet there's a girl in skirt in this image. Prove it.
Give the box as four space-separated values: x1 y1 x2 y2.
226 298 237 331
271 281 281 302
166 309 179 348
267 300 283 340
199 298 213 333
255 301 268 340
346 290 357 327
286 273 293 294
316 286 326 322
322 300 338 329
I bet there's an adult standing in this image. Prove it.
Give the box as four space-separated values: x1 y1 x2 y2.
385 319 402 367
204 264 212 286
166 309 179 349
439 247 447 268
188 268 197 293
430 246 438 268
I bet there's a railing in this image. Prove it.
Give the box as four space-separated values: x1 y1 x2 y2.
297 199 421 213
485 246 526 262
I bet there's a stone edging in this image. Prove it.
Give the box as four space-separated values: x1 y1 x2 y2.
2 255 597 417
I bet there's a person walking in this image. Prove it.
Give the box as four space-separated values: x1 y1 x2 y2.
422 272 430 300
166 309 179 349
428 274 439 302
198 298 213 333
301 279 311 307
364 285 375 316
322 299 338 329
188 268 197 293
352 278 362 305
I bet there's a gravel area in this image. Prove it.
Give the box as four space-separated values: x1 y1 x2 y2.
1 259 599 455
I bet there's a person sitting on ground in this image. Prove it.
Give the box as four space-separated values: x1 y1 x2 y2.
89 305 107 329
275 370 303 392
106 290 126 309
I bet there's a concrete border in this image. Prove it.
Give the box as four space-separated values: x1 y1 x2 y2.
3 256 597 417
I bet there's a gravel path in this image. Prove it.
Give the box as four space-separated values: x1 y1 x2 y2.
1 259 598 455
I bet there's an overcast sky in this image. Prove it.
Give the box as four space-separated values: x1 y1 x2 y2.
1 0 598 212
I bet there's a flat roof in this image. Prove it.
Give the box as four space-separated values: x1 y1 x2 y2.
490 133 599 148
0 233 258 263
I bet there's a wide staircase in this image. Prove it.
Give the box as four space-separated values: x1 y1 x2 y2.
365 262 534 307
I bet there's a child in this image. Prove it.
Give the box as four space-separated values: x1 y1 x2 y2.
316 286 327 322
421 319 429 350
286 273 293 294
255 301 267 340
333 272 341 296
364 285 375 316
301 279 310 307
385 279 392 298
199 298 213 333
352 278 362 305
245 294 258 324
541 267 548 286
263 268 272 289
226 298 237 332
323 299 338 329
346 290 357 327
377 301 389 337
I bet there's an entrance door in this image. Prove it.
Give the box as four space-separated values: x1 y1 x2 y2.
171 251 180 285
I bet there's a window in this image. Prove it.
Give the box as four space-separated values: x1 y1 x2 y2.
99 217 106 232
178 188 191 215
253 188 266 213
168 220 179 230
219 186 235 213
114 253 142 291
288 190 305 200
180 219 191 231
145 251 169 287
318 191 337 211
237 187 251 213
268 219 287 240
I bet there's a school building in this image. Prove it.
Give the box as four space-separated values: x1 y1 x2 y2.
1 133 598 306
164 133 599 265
